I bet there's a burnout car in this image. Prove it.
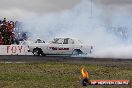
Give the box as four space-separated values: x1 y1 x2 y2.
28 38 93 56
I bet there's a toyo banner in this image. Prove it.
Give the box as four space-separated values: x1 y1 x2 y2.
0 45 30 55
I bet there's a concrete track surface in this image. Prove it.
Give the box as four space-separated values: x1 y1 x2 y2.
0 55 131 66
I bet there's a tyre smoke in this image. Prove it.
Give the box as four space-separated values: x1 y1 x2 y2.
19 0 132 58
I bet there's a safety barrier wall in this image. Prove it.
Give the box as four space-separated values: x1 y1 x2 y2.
0 45 30 55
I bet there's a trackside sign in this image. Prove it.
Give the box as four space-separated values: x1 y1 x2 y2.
0 45 29 55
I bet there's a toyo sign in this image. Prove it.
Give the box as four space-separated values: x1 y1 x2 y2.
0 45 29 55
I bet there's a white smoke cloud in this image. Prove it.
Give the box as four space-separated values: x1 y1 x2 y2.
19 0 132 58
94 46 132 59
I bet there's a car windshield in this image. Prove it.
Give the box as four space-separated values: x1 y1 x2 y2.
51 38 59 43
50 38 63 44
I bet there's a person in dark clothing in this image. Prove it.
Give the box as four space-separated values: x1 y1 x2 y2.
2 18 6 24
0 32 4 45
0 20 2 24
1 24 7 33
10 32 16 44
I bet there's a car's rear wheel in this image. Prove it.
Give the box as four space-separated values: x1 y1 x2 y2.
33 48 41 56
33 48 45 56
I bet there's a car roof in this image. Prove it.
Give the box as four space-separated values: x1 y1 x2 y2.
53 38 83 44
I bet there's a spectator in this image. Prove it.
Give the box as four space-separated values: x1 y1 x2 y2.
2 18 6 24
11 32 16 44
0 18 16 45
0 32 4 45
7 22 13 35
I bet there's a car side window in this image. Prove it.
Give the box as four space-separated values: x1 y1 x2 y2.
68 39 74 44
63 38 69 44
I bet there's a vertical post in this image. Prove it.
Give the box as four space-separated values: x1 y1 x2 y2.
91 0 93 17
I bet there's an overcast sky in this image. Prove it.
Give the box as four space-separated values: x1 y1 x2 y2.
0 0 132 20
97 0 132 10
0 0 80 19
97 0 132 5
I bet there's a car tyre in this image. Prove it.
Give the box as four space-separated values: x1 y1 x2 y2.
72 49 83 55
33 48 41 56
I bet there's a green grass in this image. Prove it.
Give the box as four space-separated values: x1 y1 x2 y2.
0 62 131 88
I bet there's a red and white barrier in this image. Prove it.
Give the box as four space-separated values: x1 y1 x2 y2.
0 45 31 55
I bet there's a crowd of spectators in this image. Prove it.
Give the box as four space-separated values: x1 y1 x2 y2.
0 18 16 45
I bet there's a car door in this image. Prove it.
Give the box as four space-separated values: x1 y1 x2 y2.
47 38 64 55
60 38 75 55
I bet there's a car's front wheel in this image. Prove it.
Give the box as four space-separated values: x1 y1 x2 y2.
72 49 83 55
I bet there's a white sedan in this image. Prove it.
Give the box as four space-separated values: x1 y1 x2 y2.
28 38 93 56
